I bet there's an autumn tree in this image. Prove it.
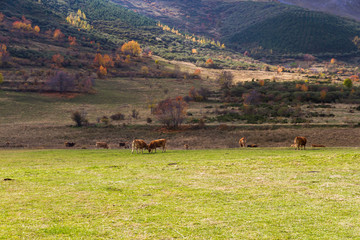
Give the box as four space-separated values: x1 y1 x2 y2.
154 96 187 129
0 73 3 87
34 25 40 33
66 9 92 31
93 53 104 67
98 66 107 78
0 44 10 66
103 54 114 67
68 36 76 46
205 58 215 68
121 40 142 57
13 21 32 31
52 54 64 68
53 29 65 40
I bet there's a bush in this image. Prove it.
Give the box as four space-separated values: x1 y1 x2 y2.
131 109 139 119
110 113 125 121
71 111 88 127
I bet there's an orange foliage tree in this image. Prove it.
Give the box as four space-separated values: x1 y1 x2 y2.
0 43 10 65
350 75 359 82
68 36 76 46
53 29 65 40
98 66 107 78
205 58 214 65
120 40 142 57
34 25 40 33
103 54 114 67
52 54 64 68
93 53 104 67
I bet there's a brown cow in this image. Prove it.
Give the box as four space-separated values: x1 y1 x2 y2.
312 144 326 148
131 139 148 154
294 136 307 150
184 144 189 150
239 137 246 147
96 142 109 149
64 142 76 147
119 142 130 149
148 139 166 153
247 144 258 148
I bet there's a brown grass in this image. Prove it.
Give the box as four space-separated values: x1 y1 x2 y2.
1 123 359 150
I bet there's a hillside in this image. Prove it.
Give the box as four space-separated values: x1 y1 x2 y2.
112 0 360 57
0 0 262 80
278 0 360 22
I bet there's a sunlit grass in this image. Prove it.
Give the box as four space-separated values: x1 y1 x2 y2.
1 148 360 239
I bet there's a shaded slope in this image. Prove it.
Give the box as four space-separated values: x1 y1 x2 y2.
111 0 360 56
225 8 359 54
277 0 360 22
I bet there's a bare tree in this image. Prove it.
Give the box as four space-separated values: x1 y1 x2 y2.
154 96 187 129
47 71 75 93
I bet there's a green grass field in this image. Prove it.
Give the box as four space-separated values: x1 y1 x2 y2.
1 148 360 239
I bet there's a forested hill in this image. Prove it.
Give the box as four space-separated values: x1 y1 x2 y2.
38 0 155 26
112 0 360 57
0 0 258 81
277 0 360 22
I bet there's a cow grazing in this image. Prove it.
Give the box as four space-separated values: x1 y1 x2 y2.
184 144 189 150
148 139 167 153
247 144 258 148
294 136 307 150
312 144 326 148
64 142 76 147
119 142 130 149
96 142 109 149
239 137 246 147
131 139 148 154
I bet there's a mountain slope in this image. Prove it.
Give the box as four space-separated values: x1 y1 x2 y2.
112 0 360 56
277 0 360 22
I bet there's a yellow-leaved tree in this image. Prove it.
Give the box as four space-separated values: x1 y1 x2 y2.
121 40 142 57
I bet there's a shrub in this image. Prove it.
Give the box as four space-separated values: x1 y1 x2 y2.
344 78 352 88
71 111 88 127
131 109 139 119
110 113 125 121
100 116 110 126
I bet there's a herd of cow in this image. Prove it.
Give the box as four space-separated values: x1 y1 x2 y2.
239 136 325 150
63 136 324 153
65 139 167 153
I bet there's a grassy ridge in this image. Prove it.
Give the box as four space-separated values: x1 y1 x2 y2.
1 148 360 238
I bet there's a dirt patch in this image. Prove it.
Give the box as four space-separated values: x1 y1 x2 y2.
0 123 359 150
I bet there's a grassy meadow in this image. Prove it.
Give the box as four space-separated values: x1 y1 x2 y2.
1 148 360 239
